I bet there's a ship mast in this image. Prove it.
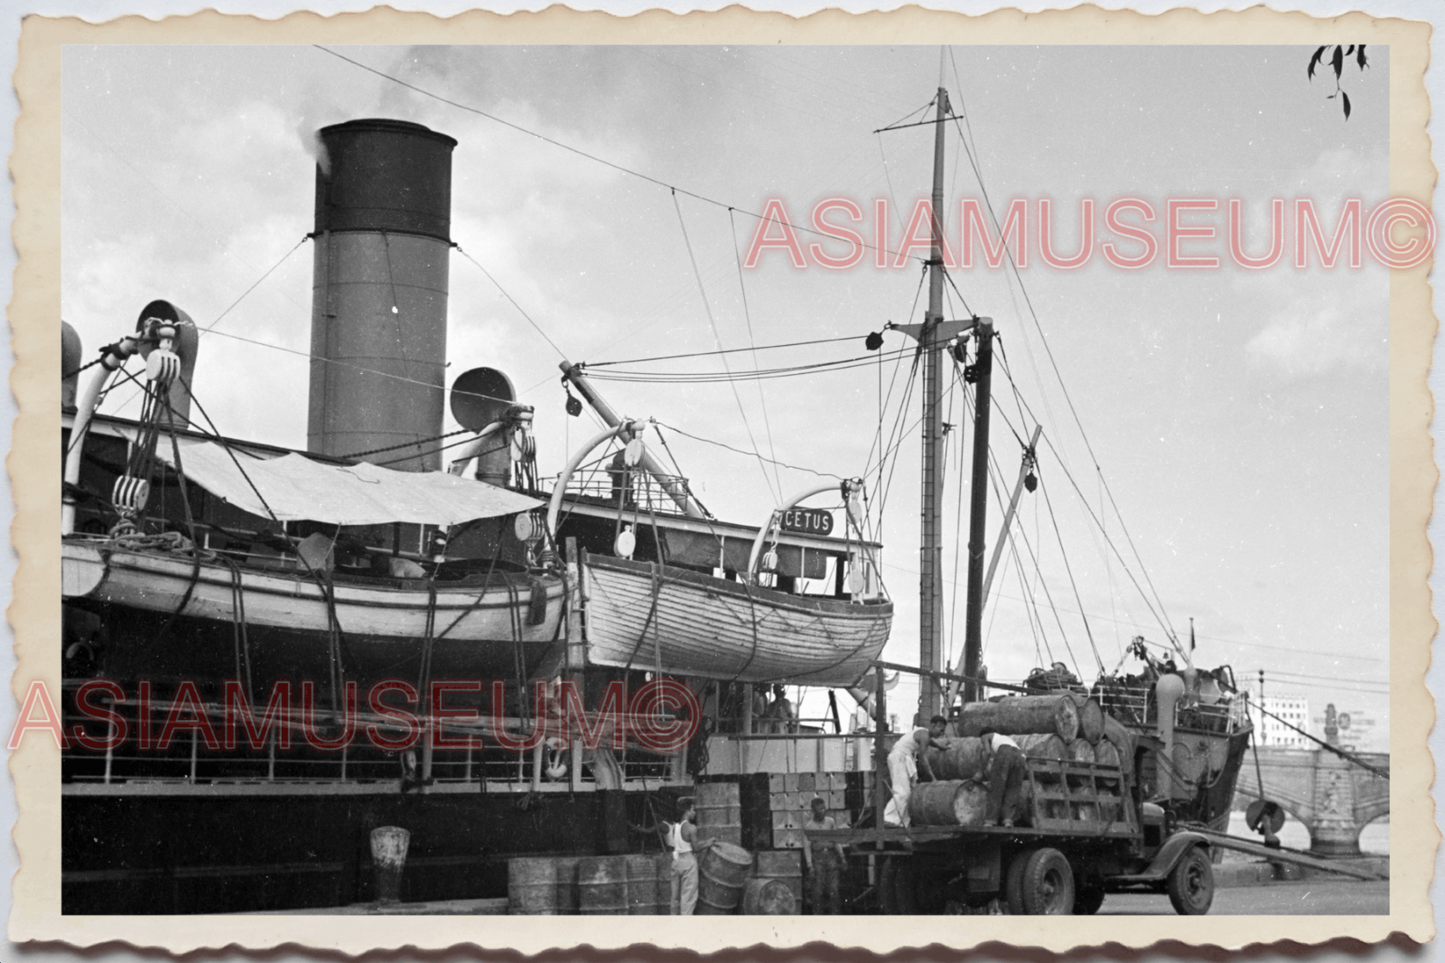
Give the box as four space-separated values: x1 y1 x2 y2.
892 78 999 717
917 85 949 721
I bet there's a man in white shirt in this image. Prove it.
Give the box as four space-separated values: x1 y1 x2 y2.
882 715 948 827
669 797 714 914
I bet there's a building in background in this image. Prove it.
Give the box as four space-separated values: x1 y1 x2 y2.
1249 690 1313 749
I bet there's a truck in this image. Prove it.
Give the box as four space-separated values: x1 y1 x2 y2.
814 746 1217 916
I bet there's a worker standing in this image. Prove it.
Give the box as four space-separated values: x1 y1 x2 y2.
882 715 948 827
767 684 796 734
803 796 846 914
975 730 1028 827
669 797 714 914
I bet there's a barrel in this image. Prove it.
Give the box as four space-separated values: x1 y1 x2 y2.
1016 733 1067 759
1068 738 1096 764
626 854 662 914
696 841 752 914
741 877 796 914
507 857 557 915
1102 714 1136 775
753 849 803 902
577 855 628 915
923 736 987 780
696 782 743 847
554 856 580 914
369 826 410 905
908 780 988 827
1094 739 1121 769
1072 694 1105 744
957 694 1080 742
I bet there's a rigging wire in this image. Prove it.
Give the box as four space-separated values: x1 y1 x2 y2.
202 236 310 334
585 346 916 384
728 207 783 500
654 421 843 481
861 266 929 481
1035 461 1105 674
313 45 929 268
584 334 864 368
942 96 1178 644
992 346 1175 639
454 244 569 360
104 237 312 415
671 191 779 503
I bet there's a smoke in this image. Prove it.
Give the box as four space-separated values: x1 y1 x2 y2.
295 114 331 176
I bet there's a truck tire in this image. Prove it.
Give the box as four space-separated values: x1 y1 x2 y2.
880 856 919 915
1167 845 1214 915
1020 847 1075 915
1073 884 1105 915
1004 850 1031 915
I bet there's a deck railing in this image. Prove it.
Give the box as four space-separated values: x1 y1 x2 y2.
563 470 696 518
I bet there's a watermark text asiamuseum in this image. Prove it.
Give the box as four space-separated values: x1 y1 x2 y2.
742 196 1434 271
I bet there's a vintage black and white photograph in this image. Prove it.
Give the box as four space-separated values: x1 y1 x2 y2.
24 11 1433 950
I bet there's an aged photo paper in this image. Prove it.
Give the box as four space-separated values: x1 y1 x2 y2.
8 3 1436 954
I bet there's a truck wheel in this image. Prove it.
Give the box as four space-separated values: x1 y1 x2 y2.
1167 846 1214 915
880 856 919 915
1004 850 1031 915
1073 884 1105 915
1020 847 1075 915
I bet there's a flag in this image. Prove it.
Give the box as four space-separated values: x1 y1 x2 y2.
1189 618 1196 652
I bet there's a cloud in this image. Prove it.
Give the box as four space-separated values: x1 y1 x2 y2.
1242 268 1387 378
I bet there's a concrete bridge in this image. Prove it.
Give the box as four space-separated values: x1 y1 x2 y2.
1232 746 1389 856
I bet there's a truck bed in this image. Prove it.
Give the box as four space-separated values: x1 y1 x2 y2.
813 757 1140 852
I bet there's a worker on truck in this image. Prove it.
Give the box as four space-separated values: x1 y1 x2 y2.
803 796 845 914
975 730 1028 827
883 715 948 827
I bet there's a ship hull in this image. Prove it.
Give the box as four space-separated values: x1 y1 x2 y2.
581 553 892 686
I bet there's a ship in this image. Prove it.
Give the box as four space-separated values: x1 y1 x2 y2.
59 117 893 914
60 86 1250 917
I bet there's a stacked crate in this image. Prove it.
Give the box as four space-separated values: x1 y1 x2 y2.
696 780 743 847
766 772 850 849
843 768 878 814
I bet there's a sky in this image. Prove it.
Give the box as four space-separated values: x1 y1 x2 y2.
61 44 1392 749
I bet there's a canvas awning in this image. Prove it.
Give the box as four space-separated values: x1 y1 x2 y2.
156 438 543 527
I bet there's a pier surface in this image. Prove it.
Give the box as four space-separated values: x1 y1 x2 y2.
1103 878 1388 915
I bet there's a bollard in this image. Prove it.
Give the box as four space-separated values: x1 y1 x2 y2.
370 826 411 906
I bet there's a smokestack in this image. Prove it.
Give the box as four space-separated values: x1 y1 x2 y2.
62 320 82 413
307 119 457 472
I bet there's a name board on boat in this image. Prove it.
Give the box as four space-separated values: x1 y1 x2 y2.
779 508 834 536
